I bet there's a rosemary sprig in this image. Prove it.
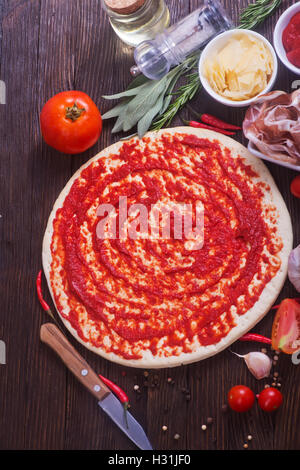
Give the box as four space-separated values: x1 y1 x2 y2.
152 68 201 131
239 0 281 30
103 0 282 138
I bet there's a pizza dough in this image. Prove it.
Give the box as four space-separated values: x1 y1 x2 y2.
42 127 293 368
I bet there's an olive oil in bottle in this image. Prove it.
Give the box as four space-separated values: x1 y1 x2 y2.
102 0 170 47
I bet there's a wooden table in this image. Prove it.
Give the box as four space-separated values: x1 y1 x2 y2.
0 0 299 451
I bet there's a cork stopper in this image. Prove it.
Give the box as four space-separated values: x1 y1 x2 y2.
104 0 146 15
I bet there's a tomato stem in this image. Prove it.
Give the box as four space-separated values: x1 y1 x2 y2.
65 102 85 121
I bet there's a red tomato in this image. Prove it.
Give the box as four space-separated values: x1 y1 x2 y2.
228 385 255 413
40 91 102 154
272 298 300 354
289 37 300 52
282 23 297 52
258 388 283 412
291 175 300 198
283 13 300 67
290 12 300 29
287 48 300 68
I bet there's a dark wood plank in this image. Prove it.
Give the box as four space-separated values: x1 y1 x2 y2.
0 0 65 450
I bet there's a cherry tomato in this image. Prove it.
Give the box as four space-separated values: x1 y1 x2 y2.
40 91 102 154
272 298 300 354
291 175 300 198
258 388 283 412
228 385 255 413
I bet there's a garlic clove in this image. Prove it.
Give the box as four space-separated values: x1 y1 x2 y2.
288 245 300 293
243 352 272 380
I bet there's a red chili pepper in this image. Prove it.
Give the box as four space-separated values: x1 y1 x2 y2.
99 374 129 428
239 333 271 345
200 114 242 131
36 270 51 312
186 120 236 136
272 297 300 310
36 270 60 327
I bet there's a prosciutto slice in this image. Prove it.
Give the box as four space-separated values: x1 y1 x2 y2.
243 89 300 165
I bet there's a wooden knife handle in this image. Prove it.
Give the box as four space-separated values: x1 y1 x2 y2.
40 323 110 402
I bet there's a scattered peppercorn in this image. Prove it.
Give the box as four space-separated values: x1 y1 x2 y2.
162 425 167 432
243 443 249 449
143 371 149 377
133 384 139 391
221 404 228 412
274 372 279 377
201 425 207 431
247 435 253 441
174 433 180 440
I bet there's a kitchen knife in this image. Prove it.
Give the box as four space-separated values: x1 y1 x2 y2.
40 323 153 450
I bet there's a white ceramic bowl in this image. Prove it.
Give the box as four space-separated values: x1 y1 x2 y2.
248 141 300 172
273 2 300 75
199 29 278 107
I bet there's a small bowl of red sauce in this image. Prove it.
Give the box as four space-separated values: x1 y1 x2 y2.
274 2 300 74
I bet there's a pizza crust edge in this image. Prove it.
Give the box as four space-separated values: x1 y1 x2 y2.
42 127 293 368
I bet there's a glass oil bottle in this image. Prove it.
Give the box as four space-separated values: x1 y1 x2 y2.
102 0 170 47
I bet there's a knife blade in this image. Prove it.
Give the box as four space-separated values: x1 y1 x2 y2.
99 393 152 450
40 322 153 450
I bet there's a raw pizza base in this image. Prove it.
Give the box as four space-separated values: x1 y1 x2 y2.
42 127 293 368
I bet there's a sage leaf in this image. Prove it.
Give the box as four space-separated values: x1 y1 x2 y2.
127 74 150 90
112 112 127 133
102 100 129 120
102 81 153 100
137 90 166 138
158 69 183 116
120 133 138 141
123 67 181 132
122 77 169 131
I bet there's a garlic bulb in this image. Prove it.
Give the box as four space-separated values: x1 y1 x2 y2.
231 351 272 380
288 245 300 293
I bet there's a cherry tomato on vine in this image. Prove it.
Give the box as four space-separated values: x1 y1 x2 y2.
228 385 255 412
258 388 283 412
40 91 102 154
290 175 300 198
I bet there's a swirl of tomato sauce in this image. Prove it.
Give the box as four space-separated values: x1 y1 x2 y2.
50 134 282 360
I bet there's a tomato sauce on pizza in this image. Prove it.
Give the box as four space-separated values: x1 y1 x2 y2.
45 130 288 365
